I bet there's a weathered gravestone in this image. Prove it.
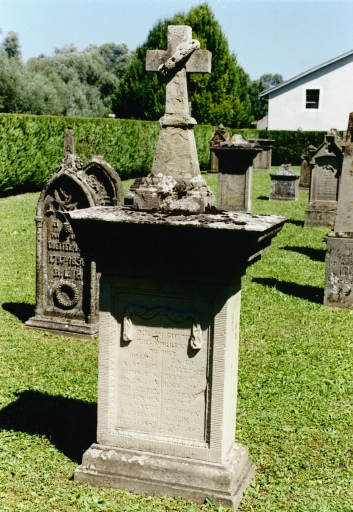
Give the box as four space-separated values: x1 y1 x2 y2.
210 124 229 171
269 164 300 201
69 25 285 510
248 138 275 170
25 127 124 339
299 144 316 189
324 113 353 307
213 134 262 212
304 131 343 228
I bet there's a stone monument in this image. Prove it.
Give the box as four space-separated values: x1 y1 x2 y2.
210 124 229 171
25 127 124 339
70 26 285 510
324 113 353 307
299 144 316 189
269 164 300 201
134 25 214 213
304 131 343 228
248 138 275 170
213 134 262 212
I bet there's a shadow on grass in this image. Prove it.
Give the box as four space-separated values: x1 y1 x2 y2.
2 302 35 323
285 219 305 227
0 390 96 462
257 195 269 201
253 277 324 304
281 245 326 262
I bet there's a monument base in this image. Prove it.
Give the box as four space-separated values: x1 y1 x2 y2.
324 235 353 308
74 443 255 510
304 206 336 228
25 316 98 340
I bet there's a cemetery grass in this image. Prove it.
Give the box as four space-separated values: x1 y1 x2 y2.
0 171 351 512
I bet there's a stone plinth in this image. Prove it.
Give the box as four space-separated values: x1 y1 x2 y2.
324 114 353 308
304 132 343 228
248 139 274 170
25 128 123 339
213 136 261 212
269 164 300 201
69 206 285 510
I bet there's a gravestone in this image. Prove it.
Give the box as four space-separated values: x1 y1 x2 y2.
299 144 316 189
304 131 343 228
213 134 262 212
210 124 228 171
25 127 124 339
269 164 300 201
324 113 353 307
248 138 275 170
70 25 285 511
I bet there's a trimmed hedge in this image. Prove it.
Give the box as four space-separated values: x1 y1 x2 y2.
0 113 340 195
0 114 218 195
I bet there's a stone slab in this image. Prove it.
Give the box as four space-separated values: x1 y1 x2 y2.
324 236 353 307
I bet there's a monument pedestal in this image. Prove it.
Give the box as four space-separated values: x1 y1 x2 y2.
69 207 284 510
213 140 261 212
75 443 253 509
324 235 353 307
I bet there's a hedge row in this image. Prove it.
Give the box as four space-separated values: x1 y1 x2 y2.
0 113 336 195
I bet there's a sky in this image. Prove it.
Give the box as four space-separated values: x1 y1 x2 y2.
0 0 353 81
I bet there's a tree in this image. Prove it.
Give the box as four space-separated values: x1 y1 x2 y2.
112 3 253 128
248 73 283 121
2 31 21 59
260 73 283 89
26 43 134 117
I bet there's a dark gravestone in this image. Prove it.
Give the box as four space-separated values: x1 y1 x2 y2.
209 124 229 171
269 164 300 201
26 127 124 339
213 135 262 212
299 144 316 189
304 132 343 228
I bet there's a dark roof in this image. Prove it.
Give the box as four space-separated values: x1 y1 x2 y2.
259 49 353 98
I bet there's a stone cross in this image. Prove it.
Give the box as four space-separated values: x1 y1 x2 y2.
146 25 211 117
134 25 214 212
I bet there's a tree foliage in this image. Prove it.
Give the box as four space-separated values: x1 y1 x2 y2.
112 3 253 128
2 30 21 59
0 31 134 117
248 73 283 121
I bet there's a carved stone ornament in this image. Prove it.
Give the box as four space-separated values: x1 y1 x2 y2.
123 304 203 349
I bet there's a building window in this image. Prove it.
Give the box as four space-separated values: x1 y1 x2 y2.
306 89 320 109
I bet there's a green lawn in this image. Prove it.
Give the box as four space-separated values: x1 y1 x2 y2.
0 171 352 511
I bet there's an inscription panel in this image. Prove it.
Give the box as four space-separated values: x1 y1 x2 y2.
46 215 85 312
316 165 338 201
115 296 209 443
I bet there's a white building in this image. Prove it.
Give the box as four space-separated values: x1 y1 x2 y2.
259 50 353 131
